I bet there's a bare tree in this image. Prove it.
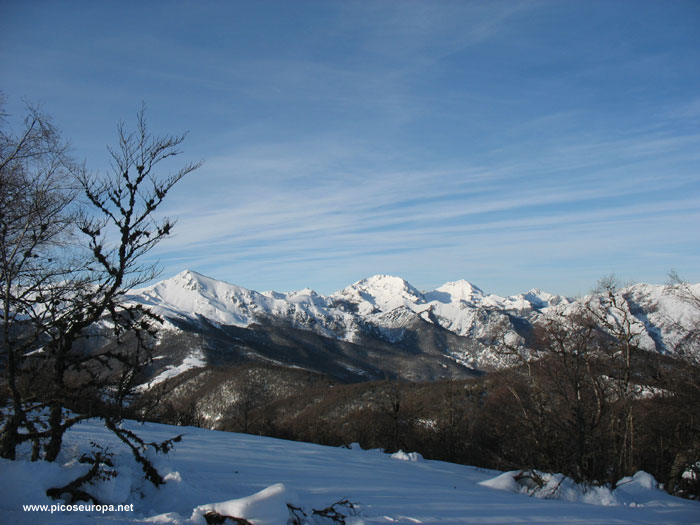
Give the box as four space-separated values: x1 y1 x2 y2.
227 370 272 434
0 102 202 473
0 99 77 459
666 270 700 365
660 272 700 498
375 381 419 453
491 305 615 482
585 276 645 481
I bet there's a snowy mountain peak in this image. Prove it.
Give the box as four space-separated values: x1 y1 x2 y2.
516 288 559 308
290 287 317 296
131 269 262 327
285 287 326 307
430 279 484 304
172 269 204 289
332 274 425 314
169 269 227 293
358 274 423 296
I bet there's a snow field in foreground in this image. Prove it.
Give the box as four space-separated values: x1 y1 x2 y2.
1 418 698 524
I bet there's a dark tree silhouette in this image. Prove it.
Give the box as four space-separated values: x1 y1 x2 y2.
0 101 201 475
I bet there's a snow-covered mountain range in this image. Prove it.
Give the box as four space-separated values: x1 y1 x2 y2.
132 270 569 342
125 270 699 384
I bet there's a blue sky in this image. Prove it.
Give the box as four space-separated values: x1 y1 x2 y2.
1 0 699 296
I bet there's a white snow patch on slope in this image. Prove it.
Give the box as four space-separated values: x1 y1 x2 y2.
137 348 206 391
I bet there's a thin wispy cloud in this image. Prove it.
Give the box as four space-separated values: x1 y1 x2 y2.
150 119 699 294
1 1 698 295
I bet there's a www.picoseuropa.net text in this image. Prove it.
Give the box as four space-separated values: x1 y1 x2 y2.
23 503 134 514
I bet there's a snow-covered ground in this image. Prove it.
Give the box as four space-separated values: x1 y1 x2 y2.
1 418 698 524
